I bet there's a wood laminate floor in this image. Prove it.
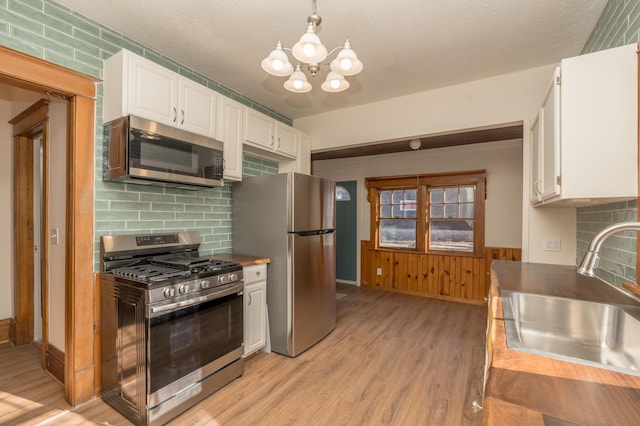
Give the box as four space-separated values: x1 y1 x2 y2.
0 284 487 425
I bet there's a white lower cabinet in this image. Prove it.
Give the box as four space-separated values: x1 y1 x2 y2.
243 264 267 356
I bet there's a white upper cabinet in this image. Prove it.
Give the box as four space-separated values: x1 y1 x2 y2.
280 131 311 175
216 96 244 181
243 108 298 160
531 43 638 206
104 49 217 138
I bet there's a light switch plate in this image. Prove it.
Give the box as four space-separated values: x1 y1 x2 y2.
543 238 561 252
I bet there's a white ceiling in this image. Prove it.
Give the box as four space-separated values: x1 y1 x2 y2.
52 0 607 120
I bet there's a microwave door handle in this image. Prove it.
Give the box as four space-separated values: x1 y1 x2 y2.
148 282 243 317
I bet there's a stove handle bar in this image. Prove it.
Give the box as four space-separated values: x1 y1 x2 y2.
148 282 244 318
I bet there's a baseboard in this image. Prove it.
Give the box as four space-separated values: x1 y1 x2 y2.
0 318 9 343
336 279 357 286
46 342 65 385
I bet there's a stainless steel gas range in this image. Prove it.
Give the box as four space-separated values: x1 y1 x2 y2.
100 231 244 426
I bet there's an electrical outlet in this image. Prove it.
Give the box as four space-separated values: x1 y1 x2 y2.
376 268 382 275
543 238 561 252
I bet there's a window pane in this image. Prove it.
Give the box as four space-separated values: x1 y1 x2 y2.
381 190 392 204
380 219 416 248
429 220 474 252
392 190 404 203
405 208 417 219
444 188 458 202
444 204 458 218
405 189 417 201
460 202 474 218
430 204 444 218
381 205 391 218
430 188 444 203
392 205 405 218
460 186 475 202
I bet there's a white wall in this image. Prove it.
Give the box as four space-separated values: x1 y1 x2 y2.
299 63 579 268
0 100 14 321
296 65 555 151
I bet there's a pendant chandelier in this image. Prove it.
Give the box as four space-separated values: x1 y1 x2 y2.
261 0 363 93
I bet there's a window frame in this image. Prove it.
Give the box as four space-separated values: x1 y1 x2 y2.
366 170 486 256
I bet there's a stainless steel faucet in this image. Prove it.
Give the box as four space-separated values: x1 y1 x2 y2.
577 221 640 277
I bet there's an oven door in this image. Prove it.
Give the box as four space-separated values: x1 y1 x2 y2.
147 283 243 407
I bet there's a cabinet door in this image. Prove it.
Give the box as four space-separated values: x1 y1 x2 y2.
560 43 637 199
244 108 274 149
530 111 542 203
127 54 178 125
244 281 266 356
178 78 217 137
540 67 560 200
275 122 298 158
216 96 244 181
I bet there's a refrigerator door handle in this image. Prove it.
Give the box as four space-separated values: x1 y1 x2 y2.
292 229 335 237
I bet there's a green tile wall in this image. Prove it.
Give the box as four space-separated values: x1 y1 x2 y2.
578 0 640 289
0 0 281 270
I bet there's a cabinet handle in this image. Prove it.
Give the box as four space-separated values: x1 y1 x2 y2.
256 270 260 276
277 137 281 149
172 107 177 123
181 109 185 125
270 135 275 147
248 294 252 305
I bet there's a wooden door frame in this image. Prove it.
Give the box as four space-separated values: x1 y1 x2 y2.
0 46 98 405
9 101 50 370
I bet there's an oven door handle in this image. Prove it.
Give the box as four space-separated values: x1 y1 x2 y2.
148 283 243 317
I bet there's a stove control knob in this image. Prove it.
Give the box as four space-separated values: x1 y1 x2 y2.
229 273 238 283
163 287 176 299
218 274 228 285
178 284 188 295
200 279 210 289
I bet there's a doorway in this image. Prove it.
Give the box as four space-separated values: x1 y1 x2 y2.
9 100 50 372
0 45 98 404
336 181 357 283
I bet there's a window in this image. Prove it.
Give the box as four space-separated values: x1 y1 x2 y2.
366 170 486 255
379 188 417 248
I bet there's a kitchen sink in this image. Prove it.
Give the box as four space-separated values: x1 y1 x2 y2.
501 291 640 376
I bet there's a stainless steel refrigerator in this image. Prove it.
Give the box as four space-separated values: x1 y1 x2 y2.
233 172 336 357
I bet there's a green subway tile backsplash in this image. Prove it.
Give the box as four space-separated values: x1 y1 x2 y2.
578 0 640 292
0 0 288 268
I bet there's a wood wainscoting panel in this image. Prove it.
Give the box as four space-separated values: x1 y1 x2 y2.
361 241 522 304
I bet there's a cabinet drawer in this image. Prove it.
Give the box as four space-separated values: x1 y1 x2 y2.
244 264 267 285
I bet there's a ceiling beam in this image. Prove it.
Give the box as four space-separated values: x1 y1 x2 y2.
311 122 523 161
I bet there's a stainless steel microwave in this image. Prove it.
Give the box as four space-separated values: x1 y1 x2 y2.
103 115 224 189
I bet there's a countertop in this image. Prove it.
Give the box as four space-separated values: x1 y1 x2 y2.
209 253 270 268
484 261 640 425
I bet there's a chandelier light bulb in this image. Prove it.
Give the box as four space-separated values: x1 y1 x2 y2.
303 43 316 58
284 65 312 93
329 40 363 76
261 41 294 77
321 71 349 93
340 58 352 71
272 59 284 71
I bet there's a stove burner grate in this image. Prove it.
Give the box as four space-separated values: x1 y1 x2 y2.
112 264 191 283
